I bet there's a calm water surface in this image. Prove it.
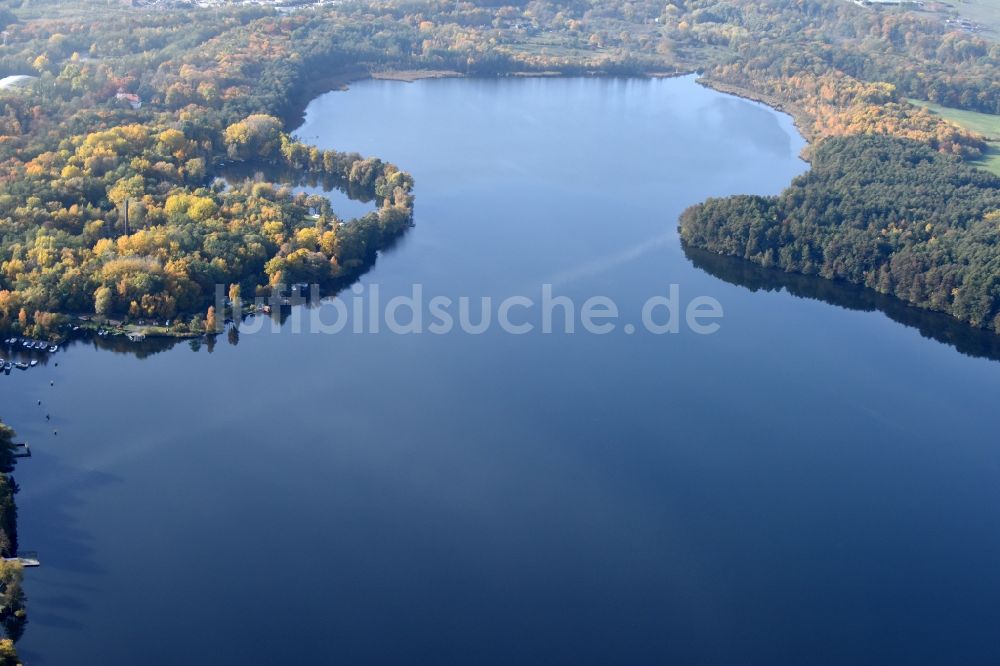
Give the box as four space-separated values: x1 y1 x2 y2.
6 76 1000 664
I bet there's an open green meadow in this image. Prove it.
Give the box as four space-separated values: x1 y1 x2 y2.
911 98 1000 175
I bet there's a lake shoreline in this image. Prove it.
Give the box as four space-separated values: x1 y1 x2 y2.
289 68 809 149
283 67 693 129
697 77 815 147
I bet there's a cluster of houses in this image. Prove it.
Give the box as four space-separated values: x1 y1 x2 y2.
944 17 986 35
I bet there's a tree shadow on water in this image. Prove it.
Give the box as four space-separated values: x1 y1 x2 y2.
684 245 1000 363
14 448 120 654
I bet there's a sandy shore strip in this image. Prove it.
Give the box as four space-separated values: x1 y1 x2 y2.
371 70 464 82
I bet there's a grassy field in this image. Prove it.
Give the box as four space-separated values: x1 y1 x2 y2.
924 0 1000 41
948 0 1000 37
910 98 1000 176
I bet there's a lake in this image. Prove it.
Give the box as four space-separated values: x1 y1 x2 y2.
6 75 1000 664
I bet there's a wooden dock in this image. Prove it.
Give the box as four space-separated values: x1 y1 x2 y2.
3 551 39 567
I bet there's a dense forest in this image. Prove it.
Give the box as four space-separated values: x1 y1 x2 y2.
0 0 996 339
0 0 421 338
680 135 1000 332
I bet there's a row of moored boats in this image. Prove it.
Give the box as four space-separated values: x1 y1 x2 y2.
4 338 59 353
0 359 36 373
1 338 58 374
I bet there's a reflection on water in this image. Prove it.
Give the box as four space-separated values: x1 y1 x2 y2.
215 162 377 220
701 96 797 158
685 245 1000 363
23 306 312 360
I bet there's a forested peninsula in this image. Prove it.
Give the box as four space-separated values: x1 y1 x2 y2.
681 136 1000 332
0 0 998 340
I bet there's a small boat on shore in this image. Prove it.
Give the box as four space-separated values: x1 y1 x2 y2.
48 345 58 353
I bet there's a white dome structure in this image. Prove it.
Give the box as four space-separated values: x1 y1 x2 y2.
0 74 38 90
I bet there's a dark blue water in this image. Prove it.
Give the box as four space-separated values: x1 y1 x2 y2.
5 76 1000 665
